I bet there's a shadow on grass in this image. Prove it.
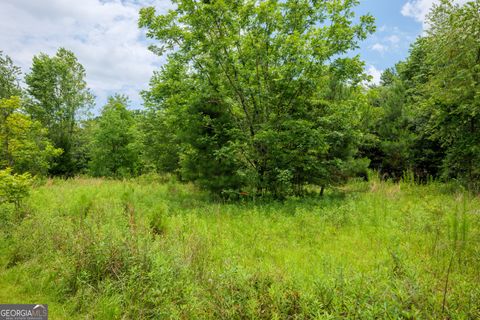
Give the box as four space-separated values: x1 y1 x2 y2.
158 180 368 217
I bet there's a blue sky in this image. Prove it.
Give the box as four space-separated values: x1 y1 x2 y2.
356 0 423 80
0 0 459 110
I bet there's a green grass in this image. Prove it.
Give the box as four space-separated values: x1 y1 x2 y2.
0 176 479 319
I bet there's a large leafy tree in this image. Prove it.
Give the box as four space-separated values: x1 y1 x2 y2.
396 39 446 181
0 96 61 175
0 53 60 175
25 48 94 176
0 51 22 100
140 0 375 197
420 0 480 187
89 95 141 178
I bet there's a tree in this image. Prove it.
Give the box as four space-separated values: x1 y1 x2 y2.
362 0 479 187
89 95 141 178
25 48 94 176
0 96 61 175
420 0 480 188
362 66 417 180
71 118 98 175
395 39 446 181
362 44 447 182
138 107 181 174
0 51 22 100
139 0 375 197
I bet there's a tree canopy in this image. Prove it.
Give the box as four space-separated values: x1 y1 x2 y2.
89 95 142 178
0 0 477 194
0 96 61 175
139 0 375 197
363 0 479 189
25 48 94 176
0 51 22 100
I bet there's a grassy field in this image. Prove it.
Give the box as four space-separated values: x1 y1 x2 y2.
0 176 479 319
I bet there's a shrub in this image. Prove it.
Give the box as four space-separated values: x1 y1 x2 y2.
0 168 31 208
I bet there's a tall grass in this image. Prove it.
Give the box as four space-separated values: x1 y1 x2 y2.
0 176 479 319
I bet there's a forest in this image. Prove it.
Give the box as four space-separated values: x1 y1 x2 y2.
0 0 479 318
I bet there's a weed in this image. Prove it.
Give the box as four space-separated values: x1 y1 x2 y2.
0 177 479 318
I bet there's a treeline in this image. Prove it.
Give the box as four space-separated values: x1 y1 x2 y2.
0 0 478 199
362 0 479 189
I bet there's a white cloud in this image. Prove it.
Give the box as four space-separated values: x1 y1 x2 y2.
386 35 400 45
401 0 436 24
371 43 387 53
372 42 388 53
0 0 174 109
401 0 468 29
366 65 382 85
368 26 412 56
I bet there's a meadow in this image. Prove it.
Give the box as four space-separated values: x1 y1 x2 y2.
0 176 479 319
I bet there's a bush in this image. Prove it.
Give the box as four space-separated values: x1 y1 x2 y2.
0 168 31 208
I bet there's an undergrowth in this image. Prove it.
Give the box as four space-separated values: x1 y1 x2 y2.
0 176 479 319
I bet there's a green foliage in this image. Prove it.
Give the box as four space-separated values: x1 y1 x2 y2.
140 0 375 197
362 67 417 180
89 95 142 178
1 178 479 318
420 0 480 188
0 51 22 100
0 1 479 318
70 119 97 174
25 48 94 176
0 168 31 208
362 0 479 187
138 108 181 174
0 96 62 175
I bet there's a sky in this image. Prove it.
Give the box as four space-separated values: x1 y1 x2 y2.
0 0 456 110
